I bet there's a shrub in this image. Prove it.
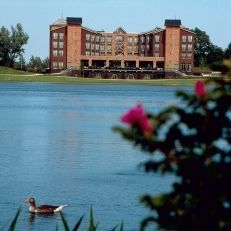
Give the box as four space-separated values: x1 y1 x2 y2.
114 79 231 230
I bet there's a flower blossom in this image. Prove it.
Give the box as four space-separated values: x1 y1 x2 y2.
195 80 207 97
121 104 153 133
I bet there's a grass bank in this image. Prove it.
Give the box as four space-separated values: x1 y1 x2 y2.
0 66 209 86
0 66 32 75
0 74 202 86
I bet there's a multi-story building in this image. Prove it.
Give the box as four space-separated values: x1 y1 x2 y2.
49 17 194 73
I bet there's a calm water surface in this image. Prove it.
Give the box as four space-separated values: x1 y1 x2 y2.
0 83 190 230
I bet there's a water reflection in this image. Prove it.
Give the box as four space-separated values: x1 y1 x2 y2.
0 83 190 231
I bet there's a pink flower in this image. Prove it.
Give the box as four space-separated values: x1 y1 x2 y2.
195 80 207 97
121 104 153 133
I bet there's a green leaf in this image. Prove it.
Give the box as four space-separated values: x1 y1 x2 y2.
72 215 84 231
60 211 70 231
88 207 97 231
119 221 124 231
9 208 21 231
110 224 118 231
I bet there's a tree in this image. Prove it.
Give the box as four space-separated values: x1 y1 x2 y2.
27 55 43 72
193 27 211 67
13 55 26 70
193 27 224 67
224 42 231 59
0 23 29 67
114 73 231 230
27 56 49 72
42 57 50 69
0 26 11 65
207 44 224 64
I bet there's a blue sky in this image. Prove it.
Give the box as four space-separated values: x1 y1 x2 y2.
1 0 231 61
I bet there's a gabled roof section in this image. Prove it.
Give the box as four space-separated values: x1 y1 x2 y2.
165 19 181 27
180 27 195 34
114 27 127 34
52 17 67 26
82 26 100 34
140 27 164 35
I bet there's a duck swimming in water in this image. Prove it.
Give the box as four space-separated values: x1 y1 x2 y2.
25 197 68 214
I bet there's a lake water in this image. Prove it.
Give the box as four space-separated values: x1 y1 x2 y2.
0 82 190 230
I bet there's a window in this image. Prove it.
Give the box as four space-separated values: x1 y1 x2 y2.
59 50 64 56
91 52 95 56
100 52 105 56
59 42 64 48
86 34 90 41
91 35 95 42
146 44 150 50
141 36 145 43
188 44 192 51
100 45 105 51
95 44 99 50
107 52 112 56
86 42 90 49
146 36 150 43
187 53 192 59
155 35 160 42
154 53 159 57
182 35 187 43
127 46 133 53
95 52 99 56
59 33 64 40
91 43 95 50
134 37 138 43
53 33 58 40
100 36 105 43
128 37 133 43
182 44 186 51
134 46 138 53
188 35 193 42
53 61 58 68
53 41 58 48
107 45 112 51
181 64 192 72
59 62 64 69
96 35 100 42
85 51 90 56
53 50 58 57
116 35 123 42
107 36 112 43
155 44 159 51
181 53 186 59
141 45 145 51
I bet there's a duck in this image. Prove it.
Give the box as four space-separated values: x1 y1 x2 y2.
25 197 68 214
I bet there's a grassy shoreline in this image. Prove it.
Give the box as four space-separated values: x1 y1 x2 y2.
0 74 205 86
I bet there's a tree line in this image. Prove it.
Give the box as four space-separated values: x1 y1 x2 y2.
1 23 231 72
193 27 231 67
0 23 49 72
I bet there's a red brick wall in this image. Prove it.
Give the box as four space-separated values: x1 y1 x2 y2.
164 27 181 70
67 25 82 68
50 26 67 71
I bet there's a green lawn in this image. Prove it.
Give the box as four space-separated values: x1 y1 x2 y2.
0 74 203 86
0 66 208 86
0 66 32 75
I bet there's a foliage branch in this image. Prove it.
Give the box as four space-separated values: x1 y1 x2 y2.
114 78 231 230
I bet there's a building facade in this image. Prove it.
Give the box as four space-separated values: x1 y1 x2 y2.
49 17 194 73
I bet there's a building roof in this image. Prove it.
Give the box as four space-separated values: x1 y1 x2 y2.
140 27 164 35
52 17 66 25
165 19 181 27
66 17 82 25
114 27 127 34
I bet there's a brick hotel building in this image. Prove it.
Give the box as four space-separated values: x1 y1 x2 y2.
49 17 194 73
